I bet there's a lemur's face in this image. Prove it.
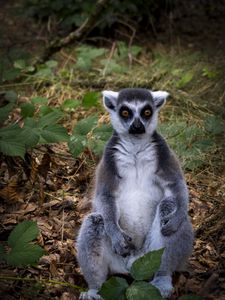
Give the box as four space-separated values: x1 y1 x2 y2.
117 100 153 135
102 88 169 137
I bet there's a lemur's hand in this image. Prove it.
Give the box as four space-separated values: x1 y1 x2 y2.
111 230 134 257
159 197 181 236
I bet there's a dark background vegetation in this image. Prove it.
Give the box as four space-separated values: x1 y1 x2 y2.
0 0 225 299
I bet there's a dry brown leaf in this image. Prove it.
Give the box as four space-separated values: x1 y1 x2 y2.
60 292 77 300
0 176 21 202
38 153 51 180
30 157 39 184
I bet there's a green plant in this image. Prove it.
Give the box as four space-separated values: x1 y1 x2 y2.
99 249 164 300
158 116 225 171
75 46 106 71
0 92 69 158
99 249 202 300
72 43 142 75
202 67 217 79
0 90 112 159
0 220 45 267
69 114 113 158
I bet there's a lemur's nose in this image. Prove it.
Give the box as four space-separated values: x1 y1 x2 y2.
129 118 145 134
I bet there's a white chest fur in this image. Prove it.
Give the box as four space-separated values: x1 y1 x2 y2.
115 138 163 249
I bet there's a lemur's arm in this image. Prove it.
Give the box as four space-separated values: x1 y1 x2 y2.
93 135 133 256
159 180 189 236
154 131 189 236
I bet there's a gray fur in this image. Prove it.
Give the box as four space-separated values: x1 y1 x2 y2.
76 88 193 299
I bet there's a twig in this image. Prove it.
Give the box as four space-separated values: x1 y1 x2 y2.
0 275 86 292
102 41 116 77
61 209 65 242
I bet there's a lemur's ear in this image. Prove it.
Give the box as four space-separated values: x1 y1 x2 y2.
102 90 119 111
150 91 169 109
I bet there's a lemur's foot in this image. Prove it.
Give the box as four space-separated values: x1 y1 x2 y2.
79 289 103 300
151 275 173 298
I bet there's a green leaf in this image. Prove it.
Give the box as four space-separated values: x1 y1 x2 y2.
20 103 35 118
204 116 225 135
130 45 142 56
130 249 164 281
0 124 26 157
202 67 217 79
101 59 127 75
68 134 87 158
39 105 53 116
75 57 92 71
0 102 15 123
76 46 106 60
177 72 194 88
126 281 163 300
99 276 128 300
6 243 45 267
4 91 18 102
25 65 35 73
31 97 48 105
0 124 23 139
0 90 17 122
14 59 26 70
8 220 39 248
38 110 64 128
73 115 98 136
0 140 25 158
88 139 106 156
178 294 203 300
93 124 113 141
3 68 20 81
40 125 69 143
88 124 112 155
82 92 100 108
20 126 40 148
61 99 80 110
35 67 53 78
45 60 58 68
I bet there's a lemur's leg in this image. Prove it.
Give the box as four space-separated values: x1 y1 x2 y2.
143 202 193 298
77 213 128 300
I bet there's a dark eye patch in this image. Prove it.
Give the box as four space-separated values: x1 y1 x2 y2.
141 105 152 119
119 106 133 119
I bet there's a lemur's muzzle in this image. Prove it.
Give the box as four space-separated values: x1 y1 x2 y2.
129 118 145 134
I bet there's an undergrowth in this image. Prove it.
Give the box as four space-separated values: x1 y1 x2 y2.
1 43 224 173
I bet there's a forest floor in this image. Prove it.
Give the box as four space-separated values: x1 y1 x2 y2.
0 1 225 300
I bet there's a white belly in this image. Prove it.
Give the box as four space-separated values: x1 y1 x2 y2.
114 138 163 249
116 173 163 249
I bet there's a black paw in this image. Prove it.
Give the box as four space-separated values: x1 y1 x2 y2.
112 231 134 257
159 197 177 219
89 213 104 225
160 217 180 236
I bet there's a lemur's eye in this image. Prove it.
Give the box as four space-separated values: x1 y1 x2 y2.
141 106 152 119
121 110 129 117
119 106 132 119
143 109 152 117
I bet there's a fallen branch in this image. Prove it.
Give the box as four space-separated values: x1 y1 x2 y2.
35 0 109 64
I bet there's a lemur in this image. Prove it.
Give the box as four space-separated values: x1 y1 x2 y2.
77 88 193 300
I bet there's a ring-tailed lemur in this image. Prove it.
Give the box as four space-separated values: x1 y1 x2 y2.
77 88 193 300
